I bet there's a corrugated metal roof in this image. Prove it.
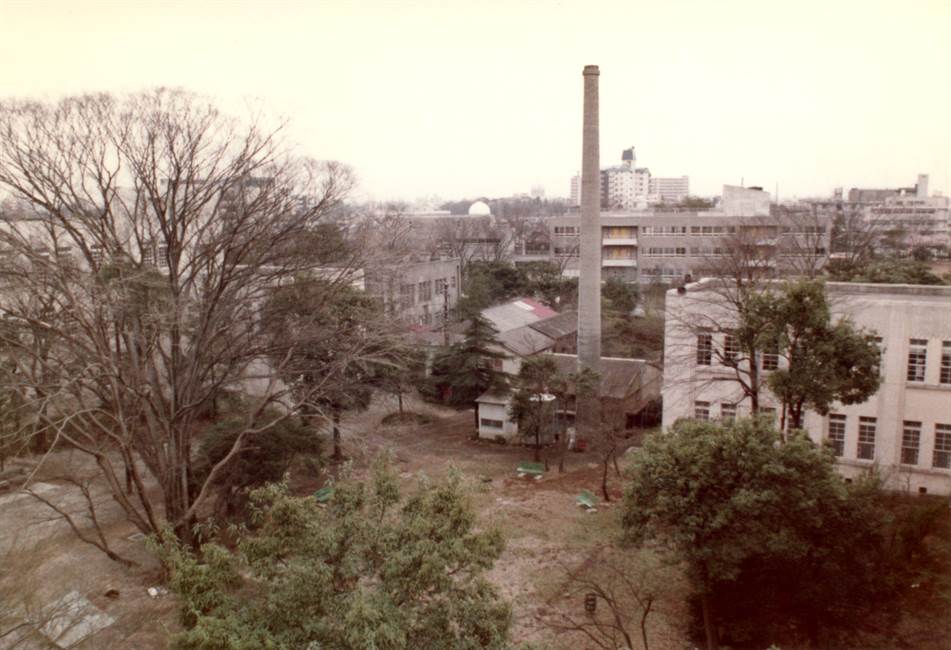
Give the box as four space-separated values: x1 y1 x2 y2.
496 326 555 357
550 353 650 400
482 297 558 333
528 311 578 339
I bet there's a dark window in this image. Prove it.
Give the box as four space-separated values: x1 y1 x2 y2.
901 421 921 465
697 332 712 366
858 416 876 460
828 414 846 457
907 339 927 382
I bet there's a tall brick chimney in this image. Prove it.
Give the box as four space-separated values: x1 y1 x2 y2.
577 65 602 435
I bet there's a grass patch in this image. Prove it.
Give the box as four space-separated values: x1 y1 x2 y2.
380 411 433 426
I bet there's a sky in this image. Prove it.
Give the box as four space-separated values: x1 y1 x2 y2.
1 0 950 203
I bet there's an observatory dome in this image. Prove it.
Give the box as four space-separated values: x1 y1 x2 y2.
467 200 491 216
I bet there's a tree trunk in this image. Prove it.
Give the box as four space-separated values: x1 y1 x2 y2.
533 419 541 462
640 598 653 650
601 446 613 502
473 405 479 433
700 591 718 650
397 390 404 417
332 409 342 460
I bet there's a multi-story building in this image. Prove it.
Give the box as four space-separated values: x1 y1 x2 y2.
662 279 951 496
569 147 686 210
648 176 690 203
364 257 461 328
569 173 582 207
809 174 949 255
549 185 830 284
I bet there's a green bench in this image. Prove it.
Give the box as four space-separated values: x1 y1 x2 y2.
313 487 335 503
516 462 545 480
576 489 598 511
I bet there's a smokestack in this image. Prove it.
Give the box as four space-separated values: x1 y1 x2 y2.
578 65 602 434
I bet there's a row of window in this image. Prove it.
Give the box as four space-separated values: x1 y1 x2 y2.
553 226 579 236
397 276 455 309
693 401 774 422
696 332 778 370
828 415 951 469
691 406 951 471
640 267 685 277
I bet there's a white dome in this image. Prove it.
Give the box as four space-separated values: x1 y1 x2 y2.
467 200 491 216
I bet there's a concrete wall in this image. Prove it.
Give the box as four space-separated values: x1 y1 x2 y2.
662 280 951 496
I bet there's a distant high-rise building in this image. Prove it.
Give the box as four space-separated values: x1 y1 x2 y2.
569 147 688 209
649 176 690 203
569 173 581 206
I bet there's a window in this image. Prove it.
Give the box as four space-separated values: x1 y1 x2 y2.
901 421 921 465
871 336 884 376
694 401 710 420
450 275 457 288
418 280 432 302
857 416 876 460
480 418 504 429
554 226 579 236
90 244 104 266
157 244 169 269
760 407 776 423
696 332 712 366
488 358 503 371
828 414 846 457
435 278 447 296
762 341 779 371
720 403 736 422
907 339 927 382
934 424 951 469
399 283 415 310
941 341 951 384
722 334 739 366
141 242 155 266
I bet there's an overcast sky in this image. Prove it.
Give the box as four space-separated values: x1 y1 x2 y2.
2 0 950 203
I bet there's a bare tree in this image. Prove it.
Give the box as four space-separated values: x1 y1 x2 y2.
544 548 684 650
0 90 368 547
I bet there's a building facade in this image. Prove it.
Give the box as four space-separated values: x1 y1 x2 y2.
662 279 951 496
549 186 830 284
648 176 690 203
809 174 949 255
365 257 461 328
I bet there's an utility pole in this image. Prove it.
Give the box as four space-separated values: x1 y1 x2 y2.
442 280 450 347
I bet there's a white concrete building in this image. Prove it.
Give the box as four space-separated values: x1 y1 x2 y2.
662 279 951 496
549 185 828 285
648 176 690 204
569 173 581 207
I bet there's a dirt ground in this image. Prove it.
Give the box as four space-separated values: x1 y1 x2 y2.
4 393 950 649
0 393 685 649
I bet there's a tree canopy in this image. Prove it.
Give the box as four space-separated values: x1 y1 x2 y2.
756 280 881 429
621 417 921 649
827 256 946 285
161 463 512 650
425 311 509 413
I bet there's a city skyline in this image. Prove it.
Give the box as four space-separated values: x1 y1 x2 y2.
2 0 950 202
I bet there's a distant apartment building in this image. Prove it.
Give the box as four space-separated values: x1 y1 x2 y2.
569 173 581 206
365 257 461 328
648 176 690 203
568 147 687 209
549 185 829 284
662 279 951 496
809 174 949 254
